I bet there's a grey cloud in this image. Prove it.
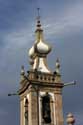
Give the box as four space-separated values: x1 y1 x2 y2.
43 1 83 38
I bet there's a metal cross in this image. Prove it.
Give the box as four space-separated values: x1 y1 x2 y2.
37 8 40 20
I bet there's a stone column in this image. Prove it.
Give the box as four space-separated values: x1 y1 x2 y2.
20 97 25 125
54 88 64 125
29 89 38 125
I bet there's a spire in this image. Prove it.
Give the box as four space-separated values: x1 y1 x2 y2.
28 9 52 73
35 8 43 41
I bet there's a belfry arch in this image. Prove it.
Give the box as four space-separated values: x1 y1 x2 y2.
39 92 56 125
24 98 28 125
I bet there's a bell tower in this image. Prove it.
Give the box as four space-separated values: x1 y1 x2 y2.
19 9 64 125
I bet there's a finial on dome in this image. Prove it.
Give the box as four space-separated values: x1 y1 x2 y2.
36 8 42 31
37 8 40 23
55 58 61 75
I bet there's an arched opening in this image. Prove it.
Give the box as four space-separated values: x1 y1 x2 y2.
42 92 51 124
24 98 28 125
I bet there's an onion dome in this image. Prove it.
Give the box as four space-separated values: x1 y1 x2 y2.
66 113 75 125
29 13 52 57
28 8 52 73
36 40 51 54
28 45 36 59
34 10 52 55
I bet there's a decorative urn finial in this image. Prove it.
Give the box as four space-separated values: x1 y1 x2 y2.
21 65 25 75
66 113 75 125
20 65 25 84
55 58 60 75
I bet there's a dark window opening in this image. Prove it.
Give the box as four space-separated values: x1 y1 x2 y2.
42 93 51 123
25 98 28 125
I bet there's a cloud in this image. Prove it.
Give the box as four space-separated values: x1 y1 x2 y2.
0 27 33 94
42 1 83 38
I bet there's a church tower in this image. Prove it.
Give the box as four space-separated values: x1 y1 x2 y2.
19 10 64 125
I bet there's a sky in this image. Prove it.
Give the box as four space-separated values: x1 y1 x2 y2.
0 0 83 125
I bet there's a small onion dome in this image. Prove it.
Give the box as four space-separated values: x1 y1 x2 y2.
28 45 35 59
66 113 75 125
36 40 52 54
